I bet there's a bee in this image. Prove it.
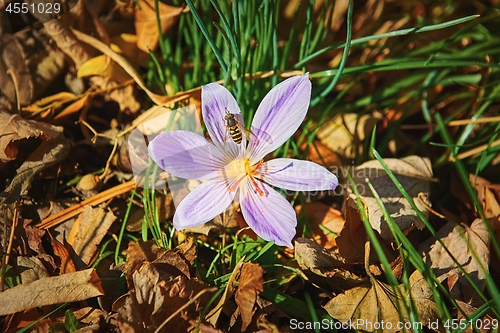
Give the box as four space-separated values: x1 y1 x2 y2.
224 109 272 145
224 110 251 144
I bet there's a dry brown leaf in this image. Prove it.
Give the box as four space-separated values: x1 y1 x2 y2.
300 139 342 171
67 205 117 266
336 199 397 266
472 175 500 276
43 20 94 69
324 271 440 333
456 300 496 333
0 115 69 204
112 241 212 332
206 258 244 327
32 50 67 102
135 0 185 52
51 238 77 273
419 219 490 305
0 111 63 161
38 180 136 229
22 92 76 115
23 218 45 253
16 256 49 284
69 28 168 105
0 35 33 107
317 112 384 159
77 55 132 83
175 237 197 264
351 155 433 242
235 262 264 332
110 33 150 67
471 174 500 226
295 202 344 249
0 268 104 316
116 241 191 279
52 95 90 123
295 238 366 293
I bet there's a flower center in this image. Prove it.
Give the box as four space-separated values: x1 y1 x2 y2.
224 158 265 196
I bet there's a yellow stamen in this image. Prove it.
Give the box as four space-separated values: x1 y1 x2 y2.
223 158 265 196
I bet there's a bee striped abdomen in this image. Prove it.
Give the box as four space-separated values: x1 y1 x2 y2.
229 126 242 144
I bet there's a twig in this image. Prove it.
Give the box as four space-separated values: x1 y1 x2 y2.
99 138 118 181
154 287 217 333
401 116 500 130
2 202 19 291
37 180 136 229
454 138 500 161
1 209 6 291
418 193 445 219
80 120 116 141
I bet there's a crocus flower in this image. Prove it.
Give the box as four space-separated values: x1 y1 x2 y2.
148 74 338 247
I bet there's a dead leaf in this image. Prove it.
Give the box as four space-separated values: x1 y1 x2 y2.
0 118 69 204
336 199 397 266
32 50 67 104
0 111 70 204
43 20 94 69
22 91 76 114
112 241 212 332
67 205 117 266
78 55 132 83
300 139 342 171
110 34 150 67
116 241 192 280
51 238 77 273
295 202 344 249
175 237 197 264
456 300 496 333
0 111 63 161
38 180 136 229
324 271 440 332
15 256 49 284
52 95 90 123
0 268 104 316
295 238 366 293
135 0 185 52
419 219 490 305
69 27 169 105
206 258 244 327
0 35 33 107
473 176 500 219
235 262 264 331
351 155 433 242
317 111 384 158
471 175 500 276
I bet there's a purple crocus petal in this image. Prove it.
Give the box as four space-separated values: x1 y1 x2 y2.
148 130 227 180
239 179 297 248
247 74 311 162
173 178 235 229
202 83 244 159
259 158 339 191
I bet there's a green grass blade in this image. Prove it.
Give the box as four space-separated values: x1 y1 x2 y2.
311 0 353 106
295 15 480 68
185 0 228 73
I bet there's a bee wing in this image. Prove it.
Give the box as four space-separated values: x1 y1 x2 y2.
247 126 273 145
223 125 231 143
233 118 272 145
